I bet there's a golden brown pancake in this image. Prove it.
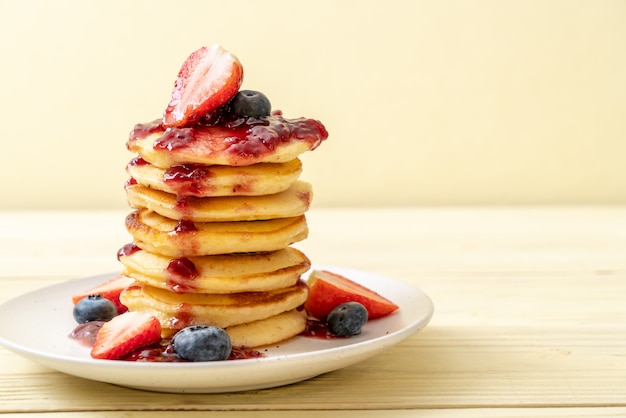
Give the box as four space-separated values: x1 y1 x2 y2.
125 180 312 222
119 247 311 294
208 309 307 348
119 280 308 331
126 209 308 257
161 309 308 348
126 158 302 197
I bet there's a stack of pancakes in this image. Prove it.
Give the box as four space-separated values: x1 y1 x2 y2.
118 116 327 348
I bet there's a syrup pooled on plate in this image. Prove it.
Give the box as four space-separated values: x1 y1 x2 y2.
69 321 106 347
300 319 349 340
69 324 265 362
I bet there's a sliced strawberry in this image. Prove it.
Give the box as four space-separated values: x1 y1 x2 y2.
163 44 244 127
304 270 399 320
72 275 135 314
91 311 161 360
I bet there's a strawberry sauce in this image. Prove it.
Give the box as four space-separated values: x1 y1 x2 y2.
128 156 150 167
170 303 193 330
124 177 138 187
69 321 106 347
127 111 328 162
173 219 197 234
69 325 264 361
116 243 141 260
166 258 199 293
154 127 196 151
300 319 347 340
130 119 163 138
69 319 343 363
122 339 264 362
163 164 214 195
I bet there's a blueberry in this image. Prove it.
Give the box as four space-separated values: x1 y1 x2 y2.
73 295 118 324
173 325 232 361
230 90 271 117
327 302 368 337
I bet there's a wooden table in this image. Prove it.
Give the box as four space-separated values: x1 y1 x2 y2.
1 207 625 417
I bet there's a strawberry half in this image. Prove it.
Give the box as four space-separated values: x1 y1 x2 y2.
163 44 244 127
72 275 135 314
304 270 399 320
91 311 161 360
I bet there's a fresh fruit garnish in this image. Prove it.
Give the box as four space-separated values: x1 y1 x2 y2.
230 90 271 117
72 275 135 314
326 302 368 337
73 295 118 324
163 44 244 127
173 325 232 361
304 270 399 320
91 311 161 360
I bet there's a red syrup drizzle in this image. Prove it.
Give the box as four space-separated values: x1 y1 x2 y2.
154 127 196 151
128 156 149 167
173 219 197 234
129 119 163 142
232 182 253 194
297 190 312 207
69 321 106 347
68 327 264 362
166 258 198 293
164 164 213 196
68 313 337 362
174 196 193 217
124 177 138 187
123 339 182 362
300 319 347 340
221 115 327 158
122 339 264 362
128 110 328 161
116 243 141 260
170 303 194 330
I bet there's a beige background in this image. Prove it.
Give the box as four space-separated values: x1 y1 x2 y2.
1 0 624 209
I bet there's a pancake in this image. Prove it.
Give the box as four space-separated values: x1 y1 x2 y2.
126 158 302 197
163 309 308 348
126 209 308 257
119 247 311 294
127 115 328 168
125 180 312 222
119 280 308 331
221 309 307 348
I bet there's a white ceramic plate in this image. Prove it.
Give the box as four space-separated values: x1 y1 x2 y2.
0 265 433 393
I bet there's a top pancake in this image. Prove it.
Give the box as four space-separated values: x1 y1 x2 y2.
127 115 328 168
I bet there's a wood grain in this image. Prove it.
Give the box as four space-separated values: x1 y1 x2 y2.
1 207 625 416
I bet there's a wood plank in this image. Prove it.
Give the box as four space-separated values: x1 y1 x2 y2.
2 326 625 412
1 207 626 415
2 407 626 418
417 270 626 327
299 206 626 274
